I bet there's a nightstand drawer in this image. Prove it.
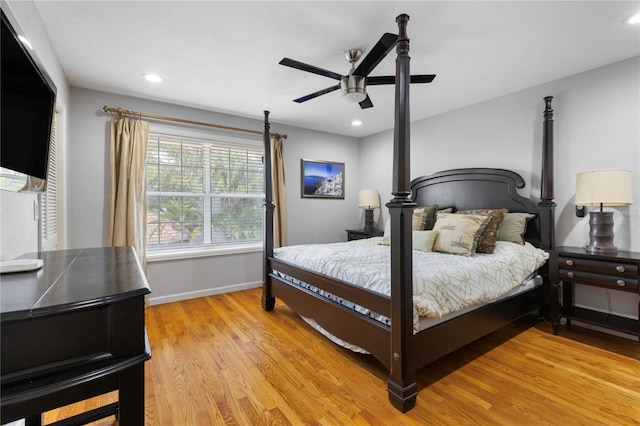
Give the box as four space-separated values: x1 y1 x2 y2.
558 256 638 278
558 269 638 292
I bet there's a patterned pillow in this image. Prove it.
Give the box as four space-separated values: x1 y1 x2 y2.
420 204 439 230
412 204 439 230
498 213 536 244
457 208 508 254
432 213 491 255
412 207 425 230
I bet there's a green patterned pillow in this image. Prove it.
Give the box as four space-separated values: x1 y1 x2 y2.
420 204 439 230
432 213 491 255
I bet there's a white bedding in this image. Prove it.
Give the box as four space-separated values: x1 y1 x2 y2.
273 237 549 332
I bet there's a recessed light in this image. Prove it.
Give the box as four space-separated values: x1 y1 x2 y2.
18 35 33 50
351 120 362 126
625 11 640 24
142 73 163 83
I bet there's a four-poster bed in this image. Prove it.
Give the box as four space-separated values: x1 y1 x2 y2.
261 14 555 412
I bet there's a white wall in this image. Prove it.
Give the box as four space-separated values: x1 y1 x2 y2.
0 0 70 260
360 57 640 319
68 87 360 304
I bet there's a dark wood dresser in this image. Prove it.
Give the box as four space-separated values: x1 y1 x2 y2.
1 246 151 425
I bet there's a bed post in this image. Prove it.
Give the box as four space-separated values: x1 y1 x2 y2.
539 96 556 251
539 97 556 324
262 110 276 311
386 13 418 413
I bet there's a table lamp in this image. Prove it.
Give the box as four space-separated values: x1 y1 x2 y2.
358 189 380 232
575 169 633 253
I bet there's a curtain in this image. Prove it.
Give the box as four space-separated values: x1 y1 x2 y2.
108 116 150 272
271 135 287 248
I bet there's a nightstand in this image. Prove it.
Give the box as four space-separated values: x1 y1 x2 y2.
346 229 384 241
549 246 639 340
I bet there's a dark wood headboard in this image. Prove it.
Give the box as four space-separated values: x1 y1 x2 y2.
410 168 542 247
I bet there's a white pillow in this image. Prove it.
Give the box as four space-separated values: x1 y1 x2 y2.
412 230 438 252
379 225 438 252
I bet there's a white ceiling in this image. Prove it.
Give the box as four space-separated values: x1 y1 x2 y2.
32 1 639 138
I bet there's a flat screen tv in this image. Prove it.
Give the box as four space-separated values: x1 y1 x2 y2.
1 10 57 186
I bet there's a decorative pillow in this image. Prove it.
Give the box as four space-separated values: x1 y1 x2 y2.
432 213 491 255
420 204 439 230
412 207 426 230
456 208 508 254
497 213 536 244
379 230 438 251
412 204 439 230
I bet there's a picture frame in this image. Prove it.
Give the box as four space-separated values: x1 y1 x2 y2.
301 159 345 199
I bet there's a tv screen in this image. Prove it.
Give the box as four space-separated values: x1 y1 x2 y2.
1 10 57 182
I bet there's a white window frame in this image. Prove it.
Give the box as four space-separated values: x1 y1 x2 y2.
146 124 264 262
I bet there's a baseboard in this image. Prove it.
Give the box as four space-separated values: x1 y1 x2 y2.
147 281 262 306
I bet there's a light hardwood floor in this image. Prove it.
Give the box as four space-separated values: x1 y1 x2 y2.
43 288 640 425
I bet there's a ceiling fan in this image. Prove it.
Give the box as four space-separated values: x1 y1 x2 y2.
279 32 436 109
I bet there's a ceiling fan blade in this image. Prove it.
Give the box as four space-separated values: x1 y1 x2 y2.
359 95 374 109
293 84 341 103
367 74 437 85
353 33 398 77
279 58 343 80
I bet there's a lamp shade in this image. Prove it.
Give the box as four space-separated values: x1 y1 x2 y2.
575 170 633 207
358 189 380 209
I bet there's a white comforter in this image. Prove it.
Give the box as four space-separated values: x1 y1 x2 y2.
274 238 548 330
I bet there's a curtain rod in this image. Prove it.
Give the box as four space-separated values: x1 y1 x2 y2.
102 105 287 139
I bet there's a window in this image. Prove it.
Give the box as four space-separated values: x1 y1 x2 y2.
146 130 264 254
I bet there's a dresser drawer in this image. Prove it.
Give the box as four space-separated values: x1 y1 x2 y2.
558 256 638 278
558 269 638 292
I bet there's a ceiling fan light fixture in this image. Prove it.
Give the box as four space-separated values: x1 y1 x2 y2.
341 75 367 103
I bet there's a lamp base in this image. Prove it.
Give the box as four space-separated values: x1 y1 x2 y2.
363 209 375 233
585 211 618 253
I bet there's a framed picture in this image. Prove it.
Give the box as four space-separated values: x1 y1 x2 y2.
301 159 345 199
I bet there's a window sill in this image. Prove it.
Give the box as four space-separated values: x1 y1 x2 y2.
147 243 262 262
